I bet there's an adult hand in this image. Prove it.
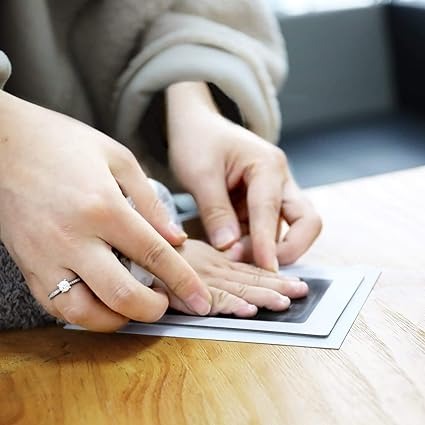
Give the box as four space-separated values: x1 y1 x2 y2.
166 82 322 271
0 91 211 332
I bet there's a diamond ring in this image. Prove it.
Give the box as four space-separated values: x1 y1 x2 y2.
48 277 82 300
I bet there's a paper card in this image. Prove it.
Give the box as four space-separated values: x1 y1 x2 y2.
107 266 381 349
65 266 380 349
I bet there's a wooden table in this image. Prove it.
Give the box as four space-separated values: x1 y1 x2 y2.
1 167 424 425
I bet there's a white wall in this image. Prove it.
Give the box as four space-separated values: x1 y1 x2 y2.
271 0 385 14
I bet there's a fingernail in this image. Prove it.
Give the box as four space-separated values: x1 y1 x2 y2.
212 227 236 249
235 304 258 317
245 304 258 313
291 280 309 295
272 257 280 273
169 221 188 239
278 296 291 309
186 294 211 316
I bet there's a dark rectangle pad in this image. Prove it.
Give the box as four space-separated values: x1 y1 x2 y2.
167 278 332 324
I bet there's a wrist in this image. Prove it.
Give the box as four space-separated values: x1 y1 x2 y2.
166 82 220 145
0 90 16 120
166 81 219 114
0 91 33 134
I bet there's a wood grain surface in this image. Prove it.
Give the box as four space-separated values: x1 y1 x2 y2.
1 167 424 425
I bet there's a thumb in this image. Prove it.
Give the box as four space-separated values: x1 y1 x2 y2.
193 176 241 250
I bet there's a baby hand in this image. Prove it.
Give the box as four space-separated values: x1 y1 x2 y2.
153 240 308 318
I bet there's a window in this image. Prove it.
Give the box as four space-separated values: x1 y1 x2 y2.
393 0 425 4
271 0 387 14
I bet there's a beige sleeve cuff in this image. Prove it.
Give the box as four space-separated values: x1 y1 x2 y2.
113 43 282 149
0 51 12 90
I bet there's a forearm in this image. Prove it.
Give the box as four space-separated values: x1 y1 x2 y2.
166 81 219 139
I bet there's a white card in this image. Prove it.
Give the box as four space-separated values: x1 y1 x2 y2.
65 265 380 349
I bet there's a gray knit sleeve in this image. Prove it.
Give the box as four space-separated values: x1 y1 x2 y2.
0 52 53 329
0 242 56 329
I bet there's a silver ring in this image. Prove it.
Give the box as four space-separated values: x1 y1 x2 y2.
48 277 82 300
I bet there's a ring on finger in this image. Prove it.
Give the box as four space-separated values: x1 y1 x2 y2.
48 277 82 300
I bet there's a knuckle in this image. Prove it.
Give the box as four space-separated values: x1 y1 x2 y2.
312 213 323 234
276 281 291 294
268 199 282 217
251 198 281 218
51 223 83 254
61 304 90 326
265 146 288 169
142 242 167 270
43 304 61 319
234 283 248 298
99 318 129 333
117 145 138 169
252 270 262 286
303 201 323 235
215 289 230 307
200 205 232 224
109 284 136 312
150 197 167 219
278 248 298 266
277 148 288 166
169 271 196 297
141 308 166 324
78 193 112 222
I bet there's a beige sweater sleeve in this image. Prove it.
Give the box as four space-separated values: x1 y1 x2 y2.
113 0 287 148
0 51 11 90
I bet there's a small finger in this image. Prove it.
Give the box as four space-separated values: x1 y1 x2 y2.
208 280 291 311
154 280 258 318
209 287 258 318
226 264 309 299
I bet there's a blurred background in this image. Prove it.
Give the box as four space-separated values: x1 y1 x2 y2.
271 0 425 187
